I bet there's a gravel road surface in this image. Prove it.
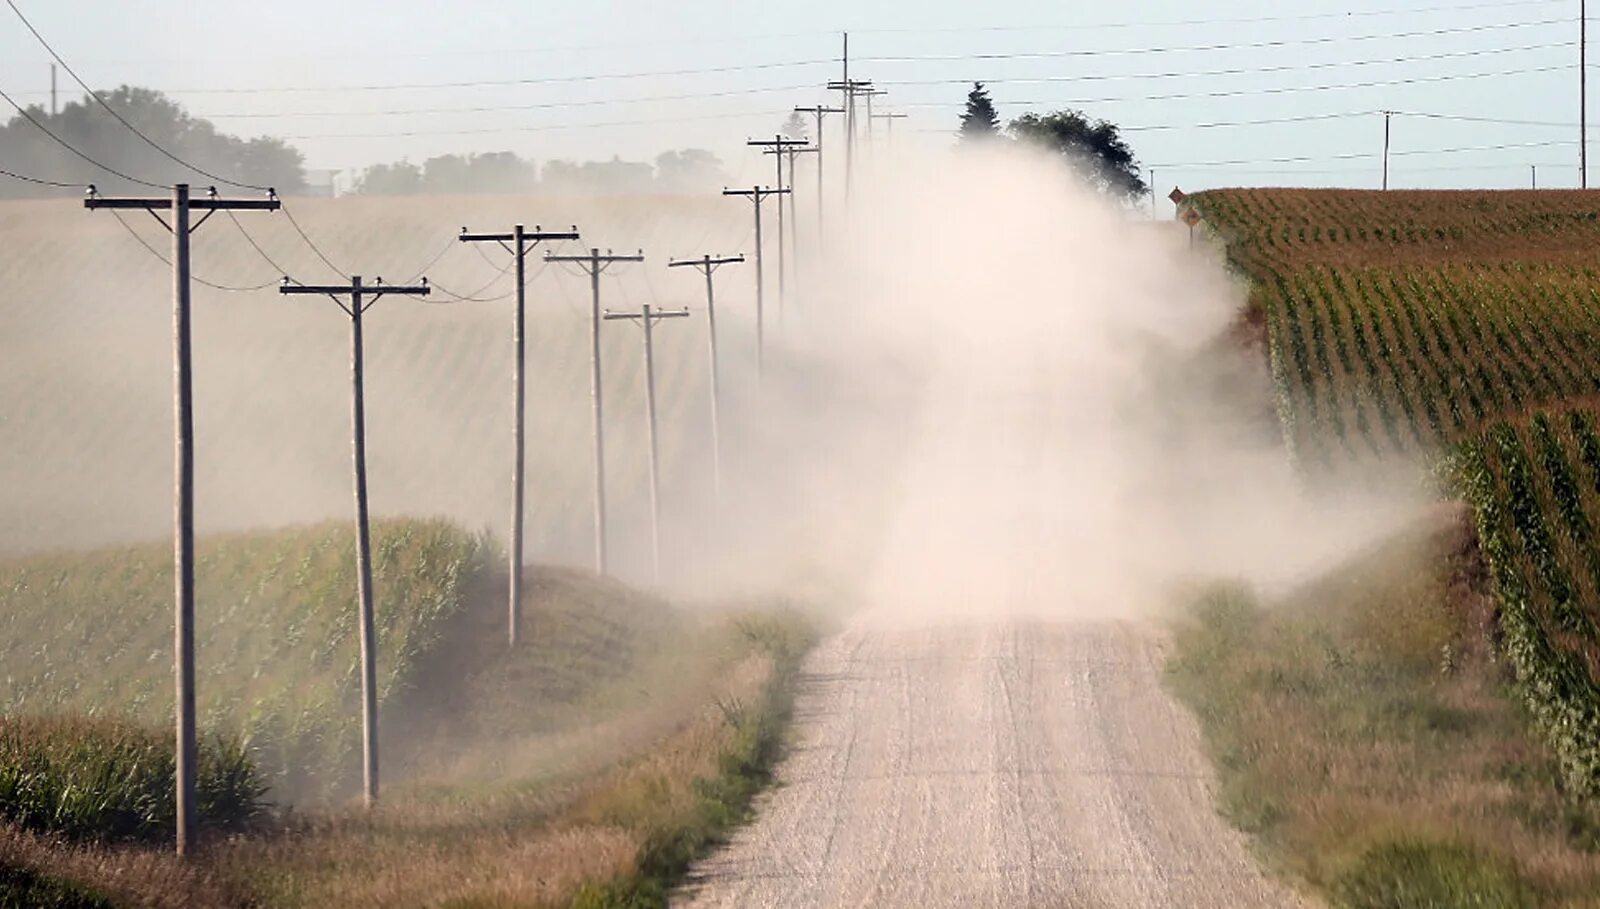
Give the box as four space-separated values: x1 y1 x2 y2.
675 620 1305 908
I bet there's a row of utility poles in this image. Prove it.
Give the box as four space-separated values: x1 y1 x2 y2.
89 32 894 856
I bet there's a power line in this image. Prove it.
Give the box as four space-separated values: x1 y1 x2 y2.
280 204 349 279
851 0 1565 34
902 63 1569 109
1151 139 1578 169
128 59 837 97
0 84 166 188
860 17 1568 64
0 163 86 187
5 0 271 192
199 84 820 121
881 40 1571 89
280 108 792 141
108 210 278 292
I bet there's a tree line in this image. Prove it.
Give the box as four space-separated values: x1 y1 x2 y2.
957 82 1148 202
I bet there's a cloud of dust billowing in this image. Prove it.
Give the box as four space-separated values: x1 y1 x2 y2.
668 141 1423 623
0 141 1420 626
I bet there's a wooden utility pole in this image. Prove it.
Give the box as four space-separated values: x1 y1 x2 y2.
860 87 888 143
762 143 817 296
543 248 644 575
1584 0 1589 188
458 223 579 647
83 183 279 856
49 62 55 115
602 302 690 583
668 254 743 499
828 77 873 202
794 105 842 250
748 136 808 320
869 108 907 145
721 187 788 376
280 275 431 809
1382 110 1393 191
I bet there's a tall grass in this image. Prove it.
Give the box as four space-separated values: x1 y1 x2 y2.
0 715 264 842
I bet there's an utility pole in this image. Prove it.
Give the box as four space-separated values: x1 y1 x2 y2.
763 143 817 293
602 302 690 583
1149 168 1158 219
83 183 279 857
1533 164 1539 189
794 105 842 250
869 109 907 145
280 275 431 811
1382 110 1393 191
861 87 889 144
542 247 644 575
748 136 808 321
1584 0 1589 188
721 187 788 376
49 63 56 116
458 223 579 648
669 254 743 499
828 77 873 201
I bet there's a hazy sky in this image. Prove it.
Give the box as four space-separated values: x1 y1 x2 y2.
0 0 1587 192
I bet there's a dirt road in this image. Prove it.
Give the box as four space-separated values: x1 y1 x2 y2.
676 620 1304 908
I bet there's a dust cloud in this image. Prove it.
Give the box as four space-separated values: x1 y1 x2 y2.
672 141 1422 621
0 141 1418 619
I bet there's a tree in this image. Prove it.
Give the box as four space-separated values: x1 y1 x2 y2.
1010 110 1147 201
781 111 809 142
0 86 305 199
958 82 1001 143
655 148 726 192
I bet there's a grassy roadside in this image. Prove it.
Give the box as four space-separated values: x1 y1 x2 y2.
1167 512 1600 907
212 608 817 909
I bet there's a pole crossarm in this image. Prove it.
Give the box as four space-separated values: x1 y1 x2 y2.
604 307 691 323
747 136 810 150
795 105 844 116
669 254 745 271
545 250 645 274
460 225 579 244
722 187 790 200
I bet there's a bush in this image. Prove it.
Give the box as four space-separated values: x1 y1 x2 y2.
0 715 266 843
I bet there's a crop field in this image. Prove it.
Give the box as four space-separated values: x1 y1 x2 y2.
0 518 486 799
1193 188 1600 801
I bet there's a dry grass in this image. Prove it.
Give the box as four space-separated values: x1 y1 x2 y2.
1 825 233 909
1169 511 1600 907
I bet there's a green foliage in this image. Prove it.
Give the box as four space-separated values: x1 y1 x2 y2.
0 715 264 842
0 863 113 909
1332 839 1533 909
1010 109 1147 200
0 519 487 800
1457 412 1600 798
0 86 305 198
957 82 1001 142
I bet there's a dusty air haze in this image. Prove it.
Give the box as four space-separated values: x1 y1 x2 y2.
0 141 1415 614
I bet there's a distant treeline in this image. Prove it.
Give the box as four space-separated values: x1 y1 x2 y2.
351 148 729 196
0 86 306 198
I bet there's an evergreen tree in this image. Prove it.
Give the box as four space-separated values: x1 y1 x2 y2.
782 111 809 141
958 82 1001 142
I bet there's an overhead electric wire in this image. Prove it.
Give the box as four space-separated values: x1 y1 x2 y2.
1151 138 1577 169
861 17 1567 64
901 63 1569 109
108 210 279 292
139 59 836 97
278 205 349 280
200 83 821 121
881 40 1571 89
0 85 167 189
0 163 87 187
5 0 272 192
281 107 791 141
853 0 1565 34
